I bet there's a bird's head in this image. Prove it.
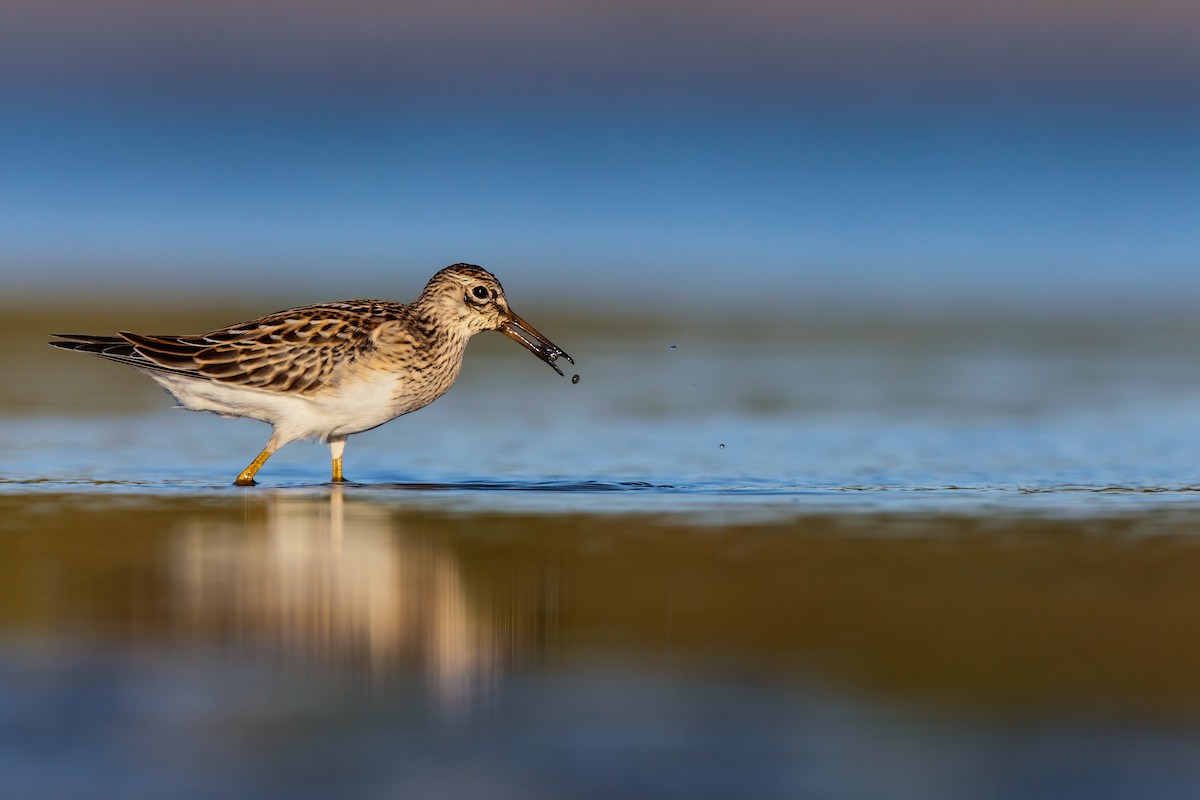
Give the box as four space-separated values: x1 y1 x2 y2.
418 263 574 376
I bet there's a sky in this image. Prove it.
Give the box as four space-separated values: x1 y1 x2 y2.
0 0 1197 308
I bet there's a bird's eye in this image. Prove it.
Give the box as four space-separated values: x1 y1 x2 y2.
471 286 490 300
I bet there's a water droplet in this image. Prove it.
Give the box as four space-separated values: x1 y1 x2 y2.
571 374 580 384
719 443 725 449
669 345 678 351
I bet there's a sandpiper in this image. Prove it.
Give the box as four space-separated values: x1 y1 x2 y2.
50 263 573 485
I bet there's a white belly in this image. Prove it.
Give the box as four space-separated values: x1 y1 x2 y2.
147 369 434 445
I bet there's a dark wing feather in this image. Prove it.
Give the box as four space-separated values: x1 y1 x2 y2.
49 334 194 374
52 299 409 395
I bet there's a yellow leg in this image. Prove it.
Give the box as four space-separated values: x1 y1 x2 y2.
330 437 347 483
235 446 275 486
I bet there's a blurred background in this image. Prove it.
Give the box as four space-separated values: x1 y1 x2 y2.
1 0 1197 310
5 5 1200 799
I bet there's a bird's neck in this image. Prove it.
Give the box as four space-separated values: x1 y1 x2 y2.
381 308 471 374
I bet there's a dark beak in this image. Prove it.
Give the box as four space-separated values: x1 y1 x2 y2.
501 311 574 376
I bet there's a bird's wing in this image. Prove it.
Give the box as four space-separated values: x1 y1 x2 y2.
57 300 406 396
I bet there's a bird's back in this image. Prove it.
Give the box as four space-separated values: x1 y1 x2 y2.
51 299 414 395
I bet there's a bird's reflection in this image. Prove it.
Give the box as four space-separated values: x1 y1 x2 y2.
171 488 552 711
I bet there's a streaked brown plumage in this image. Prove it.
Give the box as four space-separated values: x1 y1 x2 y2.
50 264 573 485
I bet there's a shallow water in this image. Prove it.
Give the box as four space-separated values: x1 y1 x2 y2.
5 302 1200 798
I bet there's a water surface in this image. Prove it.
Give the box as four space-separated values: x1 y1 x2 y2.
4 301 1200 798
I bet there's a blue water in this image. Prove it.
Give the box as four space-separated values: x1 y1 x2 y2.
3 99 1199 308
6 310 1200 799
11 313 1200 509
